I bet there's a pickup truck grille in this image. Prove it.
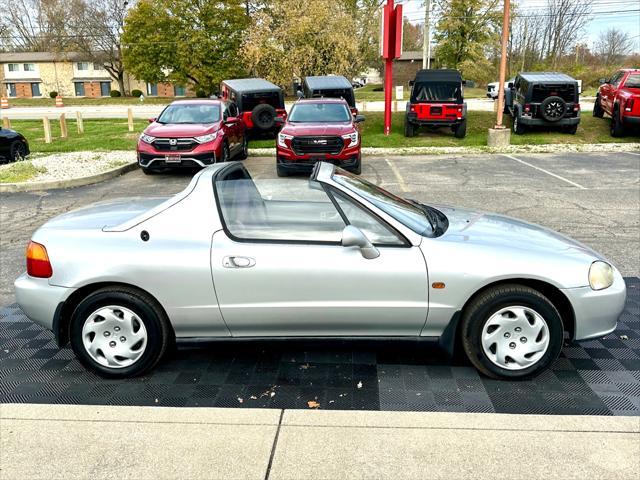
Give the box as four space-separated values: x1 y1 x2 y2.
292 136 344 155
152 138 198 152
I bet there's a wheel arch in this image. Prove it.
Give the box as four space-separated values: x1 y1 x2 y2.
54 281 175 347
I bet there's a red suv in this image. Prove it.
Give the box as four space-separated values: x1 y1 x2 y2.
137 99 247 174
276 98 364 177
593 69 640 137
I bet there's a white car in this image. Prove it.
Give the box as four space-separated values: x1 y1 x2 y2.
487 78 515 99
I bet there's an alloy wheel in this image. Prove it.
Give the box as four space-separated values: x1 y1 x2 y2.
81 305 148 368
544 101 564 119
481 305 550 370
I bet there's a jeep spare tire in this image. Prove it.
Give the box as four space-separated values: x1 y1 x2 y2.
540 96 566 122
251 104 277 131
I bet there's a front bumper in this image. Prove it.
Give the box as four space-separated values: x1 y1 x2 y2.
14 273 74 332
136 139 221 169
277 154 360 172
562 269 627 341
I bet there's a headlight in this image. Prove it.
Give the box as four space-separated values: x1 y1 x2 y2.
139 133 155 144
278 132 293 148
194 132 218 144
589 261 614 290
342 131 359 147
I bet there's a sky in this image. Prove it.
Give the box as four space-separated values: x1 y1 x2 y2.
397 0 640 54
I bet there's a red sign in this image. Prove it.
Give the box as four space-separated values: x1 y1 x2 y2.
380 3 403 60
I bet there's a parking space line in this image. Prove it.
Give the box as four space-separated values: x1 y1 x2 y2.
385 158 408 192
623 151 640 157
502 154 587 190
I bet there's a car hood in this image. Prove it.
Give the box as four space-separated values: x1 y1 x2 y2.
39 197 170 230
144 123 220 137
281 122 355 136
434 204 601 260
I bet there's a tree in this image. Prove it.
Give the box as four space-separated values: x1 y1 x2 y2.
595 28 634 66
538 0 592 69
122 0 248 95
433 0 502 68
402 19 423 52
242 0 363 87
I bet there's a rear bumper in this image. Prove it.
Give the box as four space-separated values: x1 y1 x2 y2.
562 269 626 341
406 112 464 127
622 115 640 126
519 115 580 127
14 273 74 332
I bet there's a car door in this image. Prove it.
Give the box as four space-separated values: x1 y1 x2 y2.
210 167 429 337
227 102 242 153
603 72 621 113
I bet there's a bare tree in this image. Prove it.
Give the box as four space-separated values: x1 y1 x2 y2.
540 0 593 69
595 28 634 65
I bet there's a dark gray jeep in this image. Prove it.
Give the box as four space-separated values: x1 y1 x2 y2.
505 72 580 134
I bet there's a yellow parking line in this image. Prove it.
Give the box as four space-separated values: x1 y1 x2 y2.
385 158 408 192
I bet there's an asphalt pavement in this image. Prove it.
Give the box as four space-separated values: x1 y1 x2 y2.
1 151 638 306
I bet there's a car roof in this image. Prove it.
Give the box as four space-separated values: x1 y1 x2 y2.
304 75 352 90
222 78 282 93
169 99 223 105
517 72 577 83
295 97 348 104
414 69 462 82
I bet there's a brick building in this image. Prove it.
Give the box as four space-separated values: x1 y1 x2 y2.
0 52 187 99
394 51 436 87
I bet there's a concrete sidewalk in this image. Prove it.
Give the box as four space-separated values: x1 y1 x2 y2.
1 403 638 479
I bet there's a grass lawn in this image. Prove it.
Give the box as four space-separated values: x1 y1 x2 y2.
355 83 487 101
0 161 45 183
6 97 173 107
7 111 629 156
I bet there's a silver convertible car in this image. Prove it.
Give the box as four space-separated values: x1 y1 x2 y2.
15 162 626 379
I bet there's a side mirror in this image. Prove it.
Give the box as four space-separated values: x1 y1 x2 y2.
341 225 379 260
354 114 365 123
224 116 239 125
296 90 304 99
409 80 415 86
507 82 514 89
148 117 156 123
598 78 607 84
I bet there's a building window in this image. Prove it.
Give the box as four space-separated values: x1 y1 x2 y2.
8 64 19 72
7 83 17 97
76 62 89 71
93 63 104 70
100 81 111 97
30 83 41 97
74 82 86 96
23 63 35 72
174 85 186 96
147 83 158 96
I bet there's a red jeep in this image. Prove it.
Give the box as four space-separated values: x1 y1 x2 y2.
404 69 467 138
276 98 365 177
137 99 247 174
593 69 640 137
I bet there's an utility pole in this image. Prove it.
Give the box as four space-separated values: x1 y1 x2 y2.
495 0 510 129
423 0 431 69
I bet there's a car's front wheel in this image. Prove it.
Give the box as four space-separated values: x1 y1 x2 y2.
592 95 604 118
236 135 249 160
10 140 28 162
69 287 172 378
512 112 526 135
461 284 563 379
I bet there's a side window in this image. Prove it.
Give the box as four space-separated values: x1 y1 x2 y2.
331 189 405 246
611 72 623 86
216 171 345 243
222 103 229 120
229 103 239 117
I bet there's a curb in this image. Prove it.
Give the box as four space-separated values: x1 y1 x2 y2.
0 162 138 193
249 143 640 157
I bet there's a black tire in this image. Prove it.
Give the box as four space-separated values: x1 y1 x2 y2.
69 286 172 378
453 118 467 139
592 95 604 118
236 135 249 160
404 119 415 137
221 141 230 162
610 108 625 137
539 96 567 123
348 155 362 175
276 163 289 177
251 104 277 131
460 284 564 380
512 111 526 135
9 140 28 162
561 124 578 135
141 166 155 175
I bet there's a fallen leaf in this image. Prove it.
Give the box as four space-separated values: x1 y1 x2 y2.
357 381 363 389
250 395 258 400
307 400 320 409
270 391 276 397
238 397 244 404
620 335 629 340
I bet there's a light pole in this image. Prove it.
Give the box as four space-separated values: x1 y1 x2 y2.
487 0 511 147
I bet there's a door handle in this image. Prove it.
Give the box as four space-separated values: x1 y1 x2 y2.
223 256 256 268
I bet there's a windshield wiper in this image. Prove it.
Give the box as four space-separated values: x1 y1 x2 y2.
407 198 437 234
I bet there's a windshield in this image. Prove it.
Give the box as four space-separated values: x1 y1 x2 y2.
332 169 434 236
412 82 461 102
157 104 221 124
626 74 640 88
288 103 351 122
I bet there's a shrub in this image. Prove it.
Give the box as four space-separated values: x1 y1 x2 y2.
131 89 143 98
372 87 383 92
195 89 207 98
49 91 58 98
110 90 122 97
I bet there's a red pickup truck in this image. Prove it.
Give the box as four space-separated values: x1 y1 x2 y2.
593 69 640 137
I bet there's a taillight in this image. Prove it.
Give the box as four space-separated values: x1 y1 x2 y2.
574 103 581 112
26 241 52 278
625 99 634 112
524 104 531 113
410 105 416 112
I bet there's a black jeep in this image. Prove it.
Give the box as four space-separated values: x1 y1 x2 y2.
220 78 286 136
505 72 580 134
404 69 467 138
302 75 357 113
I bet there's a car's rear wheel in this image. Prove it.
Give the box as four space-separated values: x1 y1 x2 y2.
460 284 563 379
404 119 415 137
561 124 578 135
610 108 625 137
512 112 526 134
592 95 604 118
10 140 28 162
69 287 171 378
453 118 467 138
